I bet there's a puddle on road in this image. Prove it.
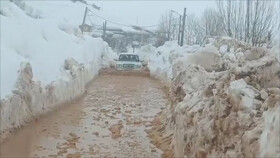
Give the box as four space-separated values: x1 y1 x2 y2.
0 75 169 157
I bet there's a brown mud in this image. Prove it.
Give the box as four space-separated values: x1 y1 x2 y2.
1 73 170 157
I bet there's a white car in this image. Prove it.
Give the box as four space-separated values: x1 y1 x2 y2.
115 53 142 70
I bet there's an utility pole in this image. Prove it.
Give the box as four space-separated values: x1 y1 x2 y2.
178 15 181 45
227 0 232 37
81 7 88 34
245 0 250 42
102 21 107 40
180 8 186 46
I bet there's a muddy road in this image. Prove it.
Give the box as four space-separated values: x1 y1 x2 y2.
0 74 169 157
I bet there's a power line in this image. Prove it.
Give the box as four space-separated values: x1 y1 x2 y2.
88 9 131 27
87 12 94 25
44 3 71 7
139 17 180 28
88 9 181 29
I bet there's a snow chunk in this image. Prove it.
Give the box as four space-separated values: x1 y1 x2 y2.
186 45 222 71
229 79 260 109
229 79 258 98
219 45 228 54
235 52 245 63
223 52 236 62
244 47 267 61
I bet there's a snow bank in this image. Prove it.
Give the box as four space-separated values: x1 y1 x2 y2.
0 1 116 141
138 41 200 83
260 104 280 157
143 37 280 157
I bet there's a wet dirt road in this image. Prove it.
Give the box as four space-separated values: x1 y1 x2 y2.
0 74 169 157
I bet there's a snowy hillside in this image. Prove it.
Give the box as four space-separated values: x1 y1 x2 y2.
0 0 116 98
0 0 116 140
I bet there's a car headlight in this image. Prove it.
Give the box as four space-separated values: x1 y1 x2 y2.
117 64 123 68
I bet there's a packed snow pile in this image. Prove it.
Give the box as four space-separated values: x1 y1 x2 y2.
138 41 200 83
0 1 116 141
144 37 280 157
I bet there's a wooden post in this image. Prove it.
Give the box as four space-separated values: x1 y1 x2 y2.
81 7 88 34
102 21 107 40
180 8 186 46
178 15 182 45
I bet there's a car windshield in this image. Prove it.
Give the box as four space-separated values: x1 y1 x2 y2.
119 54 139 62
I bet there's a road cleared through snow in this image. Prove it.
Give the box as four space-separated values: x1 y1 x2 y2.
0 74 169 157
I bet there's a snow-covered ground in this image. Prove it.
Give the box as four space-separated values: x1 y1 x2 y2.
0 0 116 140
141 37 280 157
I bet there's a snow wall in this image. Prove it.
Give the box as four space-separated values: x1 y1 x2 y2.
139 37 280 157
0 1 116 141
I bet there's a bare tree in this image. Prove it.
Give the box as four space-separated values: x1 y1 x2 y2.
227 0 232 37
157 11 178 41
217 0 232 37
201 8 224 37
251 0 276 46
217 0 277 46
245 0 250 42
155 0 278 47
183 13 205 45
155 11 180 47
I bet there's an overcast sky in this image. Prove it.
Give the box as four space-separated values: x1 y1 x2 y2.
88 1 216 29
